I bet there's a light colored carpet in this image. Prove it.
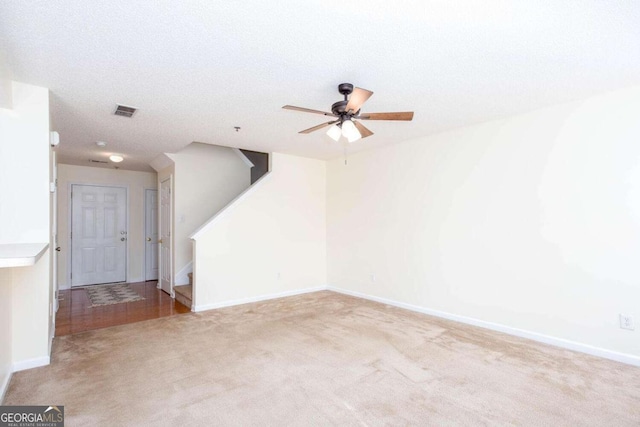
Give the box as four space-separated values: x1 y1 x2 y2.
85 283 145 307
5 291 640 426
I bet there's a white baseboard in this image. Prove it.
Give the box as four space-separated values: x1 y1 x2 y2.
12 356 50 372
194 286 326 312
175 262 193 286
0 370 11 404
327 286 640 367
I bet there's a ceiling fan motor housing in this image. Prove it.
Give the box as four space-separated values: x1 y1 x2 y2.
333 83 359 120
338 83 354 96
331 100 349 117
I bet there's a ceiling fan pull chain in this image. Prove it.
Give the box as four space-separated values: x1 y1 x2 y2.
344 144 348 166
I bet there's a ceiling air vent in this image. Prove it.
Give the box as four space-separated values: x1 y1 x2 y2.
114 104 137 118
89 159 109 164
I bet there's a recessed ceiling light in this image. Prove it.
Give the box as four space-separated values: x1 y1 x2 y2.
96 141 107 147
109 154 124 163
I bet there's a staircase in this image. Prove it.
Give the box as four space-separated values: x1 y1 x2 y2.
174 273 192 309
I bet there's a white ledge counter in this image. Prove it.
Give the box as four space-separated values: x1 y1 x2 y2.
0 243 49 268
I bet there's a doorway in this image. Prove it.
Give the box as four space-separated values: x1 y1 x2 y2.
70 184 127 286
144 189 159 281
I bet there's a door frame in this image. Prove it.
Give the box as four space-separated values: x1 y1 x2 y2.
143 187 159 281
158 176 173 296
51 150 58 312
67 182 129 288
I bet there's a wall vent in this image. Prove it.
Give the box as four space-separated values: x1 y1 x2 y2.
114 104 137 118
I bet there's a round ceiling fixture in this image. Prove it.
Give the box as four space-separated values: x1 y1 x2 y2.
96 141 107 147
109 154 124 163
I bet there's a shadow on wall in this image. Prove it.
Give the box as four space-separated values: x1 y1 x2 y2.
240 150 269 184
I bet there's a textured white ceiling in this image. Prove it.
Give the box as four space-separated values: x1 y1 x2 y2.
2 1 640 171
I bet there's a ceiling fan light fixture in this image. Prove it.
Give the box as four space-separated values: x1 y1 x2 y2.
341 119 361 143
347 133 361 143
283 83 413 140
326 124 342 141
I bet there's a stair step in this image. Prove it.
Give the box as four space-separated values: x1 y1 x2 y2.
174 284 192 309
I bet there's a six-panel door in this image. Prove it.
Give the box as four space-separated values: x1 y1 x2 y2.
71 185 127 286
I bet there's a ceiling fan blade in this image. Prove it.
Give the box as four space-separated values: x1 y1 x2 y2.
358 112 414 121
345 87 373 114
299 120 339 134
354 121 374 139
283 105 336 117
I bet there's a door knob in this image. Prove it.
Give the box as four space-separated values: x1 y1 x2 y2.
147 237 152 242
55 247 61 252
121 237 126 241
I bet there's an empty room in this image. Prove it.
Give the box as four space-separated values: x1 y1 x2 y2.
1 1 639 425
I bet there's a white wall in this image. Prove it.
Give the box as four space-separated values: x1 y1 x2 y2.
0 79 12 109
0 253 51 398
12 253 50 366
172 143 251 283
56 164 157 288
0 82 52 398
0 269 12 401
193 153 326 310
0 82 50 244
327 85 640 360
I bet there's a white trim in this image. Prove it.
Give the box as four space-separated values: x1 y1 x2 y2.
232 148 255 168
0 371 11 404
327 286 640 367
143 188 159 282
175 261 192 286
190 171 272 239
193 286 326 312
67 183 129 288
49 324 54 354
191 240 197 310
12 356 50 372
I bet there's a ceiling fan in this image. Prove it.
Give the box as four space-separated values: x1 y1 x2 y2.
282 83 414 143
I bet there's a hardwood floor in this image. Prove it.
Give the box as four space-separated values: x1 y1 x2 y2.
55 281 191 336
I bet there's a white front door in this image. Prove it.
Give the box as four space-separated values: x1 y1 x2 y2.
144 189 159 281
159 178 172 295
71 184 127 286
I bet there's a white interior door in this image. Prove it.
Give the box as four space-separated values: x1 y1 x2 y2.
145 189 159 281
159 178 172 295
71 184 127 286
